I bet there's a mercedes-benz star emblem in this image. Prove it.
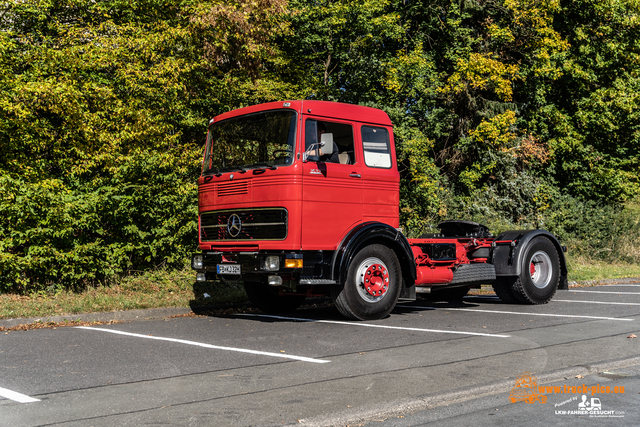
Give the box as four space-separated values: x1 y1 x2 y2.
227 214 242 237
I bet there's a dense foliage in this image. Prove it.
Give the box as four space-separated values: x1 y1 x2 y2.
1 0 638 292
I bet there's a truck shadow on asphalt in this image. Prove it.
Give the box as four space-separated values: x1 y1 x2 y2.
393 300 481 316
188 281 507 322
189 299 501 323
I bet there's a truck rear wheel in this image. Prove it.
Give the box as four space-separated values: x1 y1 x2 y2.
492 278 519 303
243 281 306 313
510 237 560 304
332 244 401 320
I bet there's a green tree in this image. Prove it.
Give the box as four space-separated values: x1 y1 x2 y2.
0 0 291 292
535 0 640 202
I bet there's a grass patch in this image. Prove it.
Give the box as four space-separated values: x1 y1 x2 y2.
0 268 248 320
0 319 122 332
566 255 640 282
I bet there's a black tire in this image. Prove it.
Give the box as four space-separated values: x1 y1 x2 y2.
420 286 470 302
243 281 306 313
332 244 402 320
492 277 520 303
506 237 560 304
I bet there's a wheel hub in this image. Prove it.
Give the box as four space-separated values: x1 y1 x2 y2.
355 257 391 303
530 261 536 277
363 264 389 297
530 251 552 289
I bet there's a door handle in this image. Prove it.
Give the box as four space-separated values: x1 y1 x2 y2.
349 173 361 178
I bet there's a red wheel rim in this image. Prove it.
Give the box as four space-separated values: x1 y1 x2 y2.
530 261 536 277
363 264 389 297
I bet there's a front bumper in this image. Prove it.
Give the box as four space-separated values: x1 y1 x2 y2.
191 251 335 286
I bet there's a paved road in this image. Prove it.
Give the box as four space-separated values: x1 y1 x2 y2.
373 365 640 426
1 281 640 426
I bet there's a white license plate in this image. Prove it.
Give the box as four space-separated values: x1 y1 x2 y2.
217 264 241 275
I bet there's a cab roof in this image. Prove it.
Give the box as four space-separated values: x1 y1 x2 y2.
212 100 393 127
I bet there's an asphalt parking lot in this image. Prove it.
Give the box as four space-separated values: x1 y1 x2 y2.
1 280 640 426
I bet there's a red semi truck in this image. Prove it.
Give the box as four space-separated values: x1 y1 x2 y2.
191 100 568 320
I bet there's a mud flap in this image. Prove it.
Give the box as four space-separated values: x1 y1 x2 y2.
398 280 416 302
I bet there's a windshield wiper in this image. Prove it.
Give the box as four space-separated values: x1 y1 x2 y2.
247 162 278 171
219 166 249 173
203 166 248 177
204 164 275 176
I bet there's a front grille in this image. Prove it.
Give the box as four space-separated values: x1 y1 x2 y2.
200 208 288 241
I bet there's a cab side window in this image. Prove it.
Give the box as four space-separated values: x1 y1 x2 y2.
361 126 391 168
305 119 355 164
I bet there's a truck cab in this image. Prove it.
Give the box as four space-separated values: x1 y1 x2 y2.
197 101 398 249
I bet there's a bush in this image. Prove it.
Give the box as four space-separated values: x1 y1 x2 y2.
0 152 199 293
543 195 640 263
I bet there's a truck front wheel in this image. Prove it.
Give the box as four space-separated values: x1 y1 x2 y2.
244 282 306 314
332 244 402 320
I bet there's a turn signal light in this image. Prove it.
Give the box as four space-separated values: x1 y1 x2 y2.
285 259 303 268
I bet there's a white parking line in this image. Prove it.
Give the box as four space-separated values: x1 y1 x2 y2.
76 327 329 364
600 284 640 287
569 290 640 295
237 314 511 338
407 305 633 321
0 386 40 403
555 300 640 306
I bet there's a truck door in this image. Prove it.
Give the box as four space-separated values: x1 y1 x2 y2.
302 118 363 249
359 124 400 228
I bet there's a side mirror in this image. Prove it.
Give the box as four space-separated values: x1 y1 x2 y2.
320 133 334 156
303 141 325 162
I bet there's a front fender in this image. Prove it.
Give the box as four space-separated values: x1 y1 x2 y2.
332 222 417 286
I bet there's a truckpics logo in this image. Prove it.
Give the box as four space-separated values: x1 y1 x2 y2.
227 214 242 237
509 372 547 404
508 372 626 418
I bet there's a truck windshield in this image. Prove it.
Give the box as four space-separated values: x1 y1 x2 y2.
203 110 297 174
